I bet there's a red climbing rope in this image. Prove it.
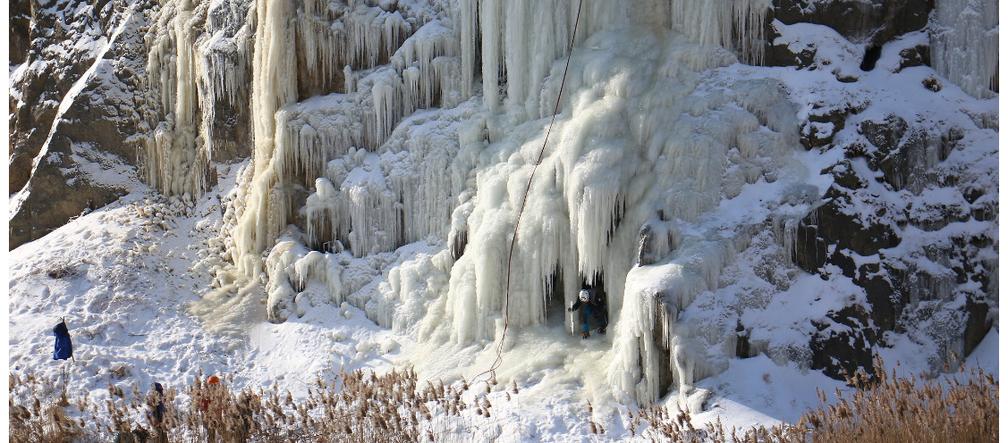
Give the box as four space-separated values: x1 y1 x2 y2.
472 0 584 387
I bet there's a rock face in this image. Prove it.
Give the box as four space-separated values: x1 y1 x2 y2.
9 0 31 64
766 0 931 72
772 0 930 45
763 0 997 381
793 109 996 379
9 0 151 249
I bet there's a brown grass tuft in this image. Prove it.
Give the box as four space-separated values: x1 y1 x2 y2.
626 357 997 443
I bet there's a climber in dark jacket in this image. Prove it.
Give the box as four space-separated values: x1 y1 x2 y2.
568 289 608 339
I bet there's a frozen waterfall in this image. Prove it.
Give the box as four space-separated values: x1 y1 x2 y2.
145 0 808 405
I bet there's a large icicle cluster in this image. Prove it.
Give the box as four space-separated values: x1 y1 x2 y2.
221 0 470 287
930 0 999 98
430 30 796 402
456 0 770 115
181 0 789 406
142 0 252 198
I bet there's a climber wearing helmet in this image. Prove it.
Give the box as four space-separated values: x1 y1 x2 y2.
568 288 608 339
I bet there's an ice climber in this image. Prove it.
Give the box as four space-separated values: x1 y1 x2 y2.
568 289 608 339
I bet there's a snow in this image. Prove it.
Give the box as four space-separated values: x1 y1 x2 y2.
691 355 846 429
9 0 999 440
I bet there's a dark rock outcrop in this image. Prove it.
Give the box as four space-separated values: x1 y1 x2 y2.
963 296 993 358
855 263 903 332
796 186 901 262
10 0 114 195
10 140 131 248
764 25 817 69
810 304 878 380
772 0 930 45
798 101 866 150
897 44 931 72
9 0 32 64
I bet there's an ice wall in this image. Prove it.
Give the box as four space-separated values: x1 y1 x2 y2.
193 0 774 286
142 0 252 198
457 0 770 115
217 0 472 287
435 30 797 402
930 0 999 98
177 0 793 406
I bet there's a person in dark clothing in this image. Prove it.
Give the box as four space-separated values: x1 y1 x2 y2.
52 319 73 361
148 382 168 443
568 289 608 339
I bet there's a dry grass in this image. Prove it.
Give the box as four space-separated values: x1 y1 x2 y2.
10 368 486 442
627 357 998 442
797 358 997 443
10 358 997 442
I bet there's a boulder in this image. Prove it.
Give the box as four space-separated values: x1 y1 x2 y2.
897 44 930 72
764 26 817 69
963 296 992 358
796 186 901 268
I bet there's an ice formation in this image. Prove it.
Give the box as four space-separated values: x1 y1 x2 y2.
457 0 770 115
144 0 816 405
142 0 252 198
930 0 999 98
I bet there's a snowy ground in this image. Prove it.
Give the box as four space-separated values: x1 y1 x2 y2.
8 13 1000 443
8 158 998 442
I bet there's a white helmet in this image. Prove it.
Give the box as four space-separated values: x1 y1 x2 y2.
579 290 590 302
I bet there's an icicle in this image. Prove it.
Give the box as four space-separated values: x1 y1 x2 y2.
141 0 212 199
142 0 254 199
930 0 999 98
229 0 298 279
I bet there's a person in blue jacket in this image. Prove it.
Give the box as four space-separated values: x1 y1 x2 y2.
568 289 608 339
53 318 73 361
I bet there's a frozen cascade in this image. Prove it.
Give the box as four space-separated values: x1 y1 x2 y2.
930 0 999 99
264 241 344 322
185 0 795 406
457 0 770 114
142 0 211 198
300 102 481 258
428 25 797 406
142 0 252 198
219 1 467 288
204 0 775 284
229 0 298 280
609 237 747 405
296 0 412 97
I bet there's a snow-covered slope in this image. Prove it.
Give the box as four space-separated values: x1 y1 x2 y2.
8 0 999 440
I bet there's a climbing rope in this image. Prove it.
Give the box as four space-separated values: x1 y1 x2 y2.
472 0 584 387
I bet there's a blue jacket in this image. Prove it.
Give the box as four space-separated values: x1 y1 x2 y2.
53 321 73 360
